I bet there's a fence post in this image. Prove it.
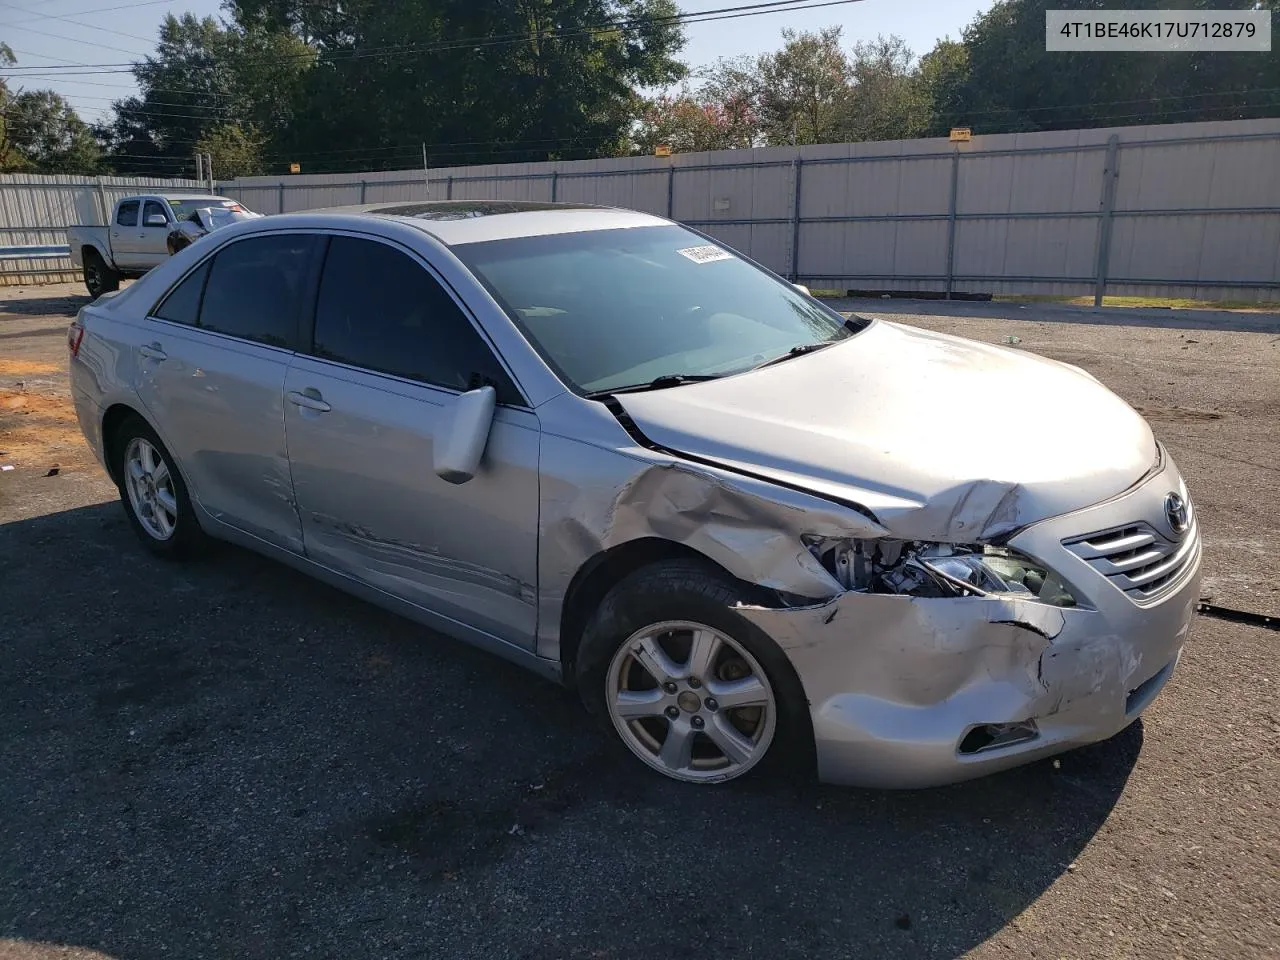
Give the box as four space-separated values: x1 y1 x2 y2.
447 176 453 200
278 182 286 215
551 171 558 202
95 178 109 225
1093 134 1121 308
789 155 803 282
360 180 368 204
666 164 675 219
945 149 960 300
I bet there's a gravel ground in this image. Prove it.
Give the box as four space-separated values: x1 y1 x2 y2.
1 285 1277 960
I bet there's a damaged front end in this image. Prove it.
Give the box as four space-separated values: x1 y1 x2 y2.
803 536 1080 608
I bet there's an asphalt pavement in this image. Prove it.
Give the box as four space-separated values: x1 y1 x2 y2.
1 286 1276 960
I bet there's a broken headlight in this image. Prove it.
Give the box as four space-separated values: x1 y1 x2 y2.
805 538 1078 607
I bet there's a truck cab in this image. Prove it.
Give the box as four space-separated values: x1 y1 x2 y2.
68 194 249 298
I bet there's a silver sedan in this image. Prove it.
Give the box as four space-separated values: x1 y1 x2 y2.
68 200 1201 788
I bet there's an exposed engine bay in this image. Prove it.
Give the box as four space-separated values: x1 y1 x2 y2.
804 537 1079 607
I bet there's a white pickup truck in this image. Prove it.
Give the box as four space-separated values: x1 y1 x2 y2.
68 193 258 298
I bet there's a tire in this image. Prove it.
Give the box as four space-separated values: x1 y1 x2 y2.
83 249 120 299
576 559 813 785
110 414 208 560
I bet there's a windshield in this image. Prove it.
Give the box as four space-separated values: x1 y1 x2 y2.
453 225 861 394
170 198 244 221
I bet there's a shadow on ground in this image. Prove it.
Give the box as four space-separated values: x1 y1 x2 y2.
0 294 90 320
0 502 1141 960
829 296 1280 334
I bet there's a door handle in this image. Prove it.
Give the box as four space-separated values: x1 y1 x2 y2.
139 343 167 361
287 389 331 413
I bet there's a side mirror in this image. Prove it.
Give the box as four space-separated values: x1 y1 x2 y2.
145 214 168 227
792 283 811 296
434 385 497 485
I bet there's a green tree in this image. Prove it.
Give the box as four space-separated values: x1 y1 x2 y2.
923 0 1280 136
102 13 314 175
195 122 266 178
1 90 102 173
755 27 851 145
845 36 930 142
916 39 969 136
227 0 687 169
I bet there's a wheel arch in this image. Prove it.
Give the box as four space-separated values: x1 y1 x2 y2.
81 242 111 268
558 537 780 678
100 403 187 492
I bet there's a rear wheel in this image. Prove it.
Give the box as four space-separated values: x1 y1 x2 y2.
576 560 812 784
83 249 119 299
111 414 207 559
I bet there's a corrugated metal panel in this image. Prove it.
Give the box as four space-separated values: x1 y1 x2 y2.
5 119 1280 300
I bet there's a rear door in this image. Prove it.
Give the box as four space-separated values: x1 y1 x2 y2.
283 233 541 648
134 231 321 553
110 199 143 269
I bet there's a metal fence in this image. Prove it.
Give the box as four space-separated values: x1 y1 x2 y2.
4 118 1280 302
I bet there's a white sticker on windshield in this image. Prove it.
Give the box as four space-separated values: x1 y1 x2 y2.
677 244 733 264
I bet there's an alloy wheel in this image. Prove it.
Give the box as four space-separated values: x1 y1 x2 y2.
123 437 178 541
605 620 777 783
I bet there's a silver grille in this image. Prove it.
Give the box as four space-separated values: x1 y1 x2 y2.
1064 515 1199 602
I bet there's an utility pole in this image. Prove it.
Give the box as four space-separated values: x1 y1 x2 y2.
422 143 430 199
205 153 214 193
195 152 204 184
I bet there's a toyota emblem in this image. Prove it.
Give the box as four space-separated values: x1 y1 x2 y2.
1164 493 1189 536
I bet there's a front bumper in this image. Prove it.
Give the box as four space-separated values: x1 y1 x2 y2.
740 457 1201 789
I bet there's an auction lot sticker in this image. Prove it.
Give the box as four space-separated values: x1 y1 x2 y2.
1046 9 1271 52
677 245 734 264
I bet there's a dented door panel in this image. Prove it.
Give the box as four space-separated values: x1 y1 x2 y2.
283 357 541 648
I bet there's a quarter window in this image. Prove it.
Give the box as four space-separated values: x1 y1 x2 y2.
152 261 209 325
197 234 318 349
311 236 519 403
115 201 139 227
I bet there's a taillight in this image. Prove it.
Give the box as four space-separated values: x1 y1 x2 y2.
68 321 85 358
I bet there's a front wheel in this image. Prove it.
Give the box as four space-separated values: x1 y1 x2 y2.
83 249 119 299
111 414 207 559
576 559 812 784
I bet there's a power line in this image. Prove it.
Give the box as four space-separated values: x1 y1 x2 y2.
0 19 152 60
0 0 869 76
0 0 176 27
0 0 160 45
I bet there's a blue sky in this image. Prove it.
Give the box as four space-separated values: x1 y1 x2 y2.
0 0 988 126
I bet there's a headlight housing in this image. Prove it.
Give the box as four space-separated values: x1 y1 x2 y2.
805 537 1079 607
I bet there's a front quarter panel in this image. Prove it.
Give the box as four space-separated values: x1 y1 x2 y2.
532 392 889 662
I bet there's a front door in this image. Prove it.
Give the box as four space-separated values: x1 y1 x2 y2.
110 199 144 269
136 199 173 269
134 233 320 552
283 234 541 648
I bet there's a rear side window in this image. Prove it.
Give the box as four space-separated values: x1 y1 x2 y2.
198 234 317 349
143 200 168 225
153 261 209 325
311 236 520 403
116 201 139 227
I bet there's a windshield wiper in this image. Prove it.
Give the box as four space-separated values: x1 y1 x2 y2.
585 374 721 399
753 340 840 371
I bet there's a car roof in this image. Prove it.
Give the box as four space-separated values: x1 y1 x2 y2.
301 199 671 246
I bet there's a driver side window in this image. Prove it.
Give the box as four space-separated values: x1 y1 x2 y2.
310 236 521 405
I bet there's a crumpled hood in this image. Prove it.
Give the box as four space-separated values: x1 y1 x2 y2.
613 320 1157 542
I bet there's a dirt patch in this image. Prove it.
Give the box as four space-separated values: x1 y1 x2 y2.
0 387 93 470
0 358 62 377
